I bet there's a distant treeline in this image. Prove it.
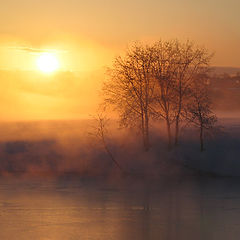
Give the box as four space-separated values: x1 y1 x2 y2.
209 73 240 111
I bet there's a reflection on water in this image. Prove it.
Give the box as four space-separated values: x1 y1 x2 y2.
0 176 240 240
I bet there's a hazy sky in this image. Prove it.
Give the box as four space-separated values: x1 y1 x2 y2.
0 0 239 121
0 0 240 70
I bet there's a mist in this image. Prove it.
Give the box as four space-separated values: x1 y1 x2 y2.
0 70 104 121
0 112 238 179
0 66 239 178
1 0 240 238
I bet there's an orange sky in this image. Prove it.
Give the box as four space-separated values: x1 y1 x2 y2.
1 0 240 70
0 0 239 121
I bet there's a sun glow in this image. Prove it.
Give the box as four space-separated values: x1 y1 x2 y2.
36 53 60 73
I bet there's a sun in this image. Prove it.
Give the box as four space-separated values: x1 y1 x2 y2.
36 53 60 73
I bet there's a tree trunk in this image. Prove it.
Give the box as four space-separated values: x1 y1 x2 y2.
166 119 172 150
141 113 146 150
174 115 180 146
144 112 150 151
141 114 150 152
175 84 182 147
200 125 204 152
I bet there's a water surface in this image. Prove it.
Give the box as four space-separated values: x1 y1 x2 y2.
0 176 239 240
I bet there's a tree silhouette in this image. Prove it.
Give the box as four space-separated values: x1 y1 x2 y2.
186 74 217 151
151 40 181 149
102 43 155 151
170 40 213 146
102 39 214 151
90 112 123 171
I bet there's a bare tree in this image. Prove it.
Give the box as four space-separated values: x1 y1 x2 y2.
172 40 213 146
90 112 123 172
186 74 217 151
151 40 181 149
102 43 155 151
102 39 213 151
150 40 213 149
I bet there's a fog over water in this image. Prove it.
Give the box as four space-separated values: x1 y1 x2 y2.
0 116 239 176
1 0 240 238
0 116 238 239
